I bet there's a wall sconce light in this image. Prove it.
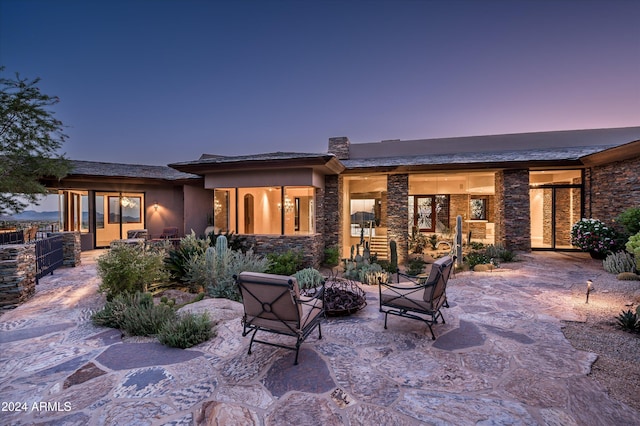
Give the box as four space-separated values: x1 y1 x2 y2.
154 201 159 211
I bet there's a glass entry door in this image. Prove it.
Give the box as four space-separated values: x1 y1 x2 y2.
530 186 581 249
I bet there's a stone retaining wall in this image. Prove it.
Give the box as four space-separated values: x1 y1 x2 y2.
0 244 36 310
0 232 81 310
243 234 325 269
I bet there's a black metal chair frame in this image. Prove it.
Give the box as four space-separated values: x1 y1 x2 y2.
378 256 454 340
235 273 325 365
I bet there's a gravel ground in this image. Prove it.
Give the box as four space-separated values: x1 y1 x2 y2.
561 276 640 412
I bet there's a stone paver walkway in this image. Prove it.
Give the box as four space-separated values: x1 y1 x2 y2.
1 251 638 425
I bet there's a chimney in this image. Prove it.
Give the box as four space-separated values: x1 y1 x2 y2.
328 137 350 160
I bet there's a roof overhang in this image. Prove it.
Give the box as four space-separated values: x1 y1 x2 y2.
169 153 345 176
580 140 640 166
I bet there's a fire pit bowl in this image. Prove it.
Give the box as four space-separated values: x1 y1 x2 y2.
322 277 367 317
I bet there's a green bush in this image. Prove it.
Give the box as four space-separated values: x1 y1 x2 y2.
465 251 491 270
92 292 141 328
164 231 210 283
266 250 305 275
406 257 426 276
119 301 176 336
484 243 516 262
626 232 640 270
185 248 268 301
92 292 176 336
97 243 170 299
158 312 214 349
616 207 640 236
323 246 340 267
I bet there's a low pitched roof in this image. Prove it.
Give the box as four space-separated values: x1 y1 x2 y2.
68 160 200 181
169 152 344 175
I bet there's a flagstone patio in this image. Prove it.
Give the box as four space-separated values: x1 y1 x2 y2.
0 251 638 425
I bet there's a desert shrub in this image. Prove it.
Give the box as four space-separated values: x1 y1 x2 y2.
323 246 340 267
208 229 249 253
164 231 210 283
92 292 176 336
406 257 426 276
185 247 268 301
469 241 485 250
294 268 324 290
616 207 640 237
428 234 438 250
409 231 428 254
603 251 636 274
97 242 170 299
119 301 176 336
358 262 389 285
465 251 491 270
157 312 214 349
626 232 640 271
484 243 516 262
266 250 305 275
92 292 141 328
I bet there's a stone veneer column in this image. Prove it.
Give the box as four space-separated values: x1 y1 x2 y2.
54 232 82 267
323 174 341 255
495 170 531 252
0 244 36 310
387 174 409 265
328 137 350 160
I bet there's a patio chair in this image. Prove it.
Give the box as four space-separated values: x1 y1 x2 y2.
378 255 454 339
235 271 325 365
159 227 179 239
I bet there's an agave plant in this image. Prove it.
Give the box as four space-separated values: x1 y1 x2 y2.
615 309 639 332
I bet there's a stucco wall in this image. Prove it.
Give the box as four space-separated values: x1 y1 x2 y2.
244 234 324 269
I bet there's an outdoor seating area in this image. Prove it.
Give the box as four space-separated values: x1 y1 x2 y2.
378 255 454 339
0 251 638 424
235 271 325 365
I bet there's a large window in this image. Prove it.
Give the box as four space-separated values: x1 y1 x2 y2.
214 186 315 235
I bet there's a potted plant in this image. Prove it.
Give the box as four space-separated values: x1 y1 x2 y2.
570 218 619 259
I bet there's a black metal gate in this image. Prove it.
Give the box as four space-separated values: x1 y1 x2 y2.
0 230 24 245
36 235 64 284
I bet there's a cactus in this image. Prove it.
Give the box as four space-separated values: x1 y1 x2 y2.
617 272 640 281
293 267 324 290
603 251 636 274
390 240 398 273
215 235 229 258
455 215 463 264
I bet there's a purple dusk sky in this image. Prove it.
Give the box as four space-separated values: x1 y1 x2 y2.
1 0 639 166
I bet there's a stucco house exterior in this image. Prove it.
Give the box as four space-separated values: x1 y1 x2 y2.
44 126 640 266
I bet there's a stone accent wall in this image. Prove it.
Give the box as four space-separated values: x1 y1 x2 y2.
328 137 350 160
323 175 341 254
55 232 82 267
588 155 640 227
243 234 324 269
495 170 531 251
0 244 36 310
387 174 409 265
